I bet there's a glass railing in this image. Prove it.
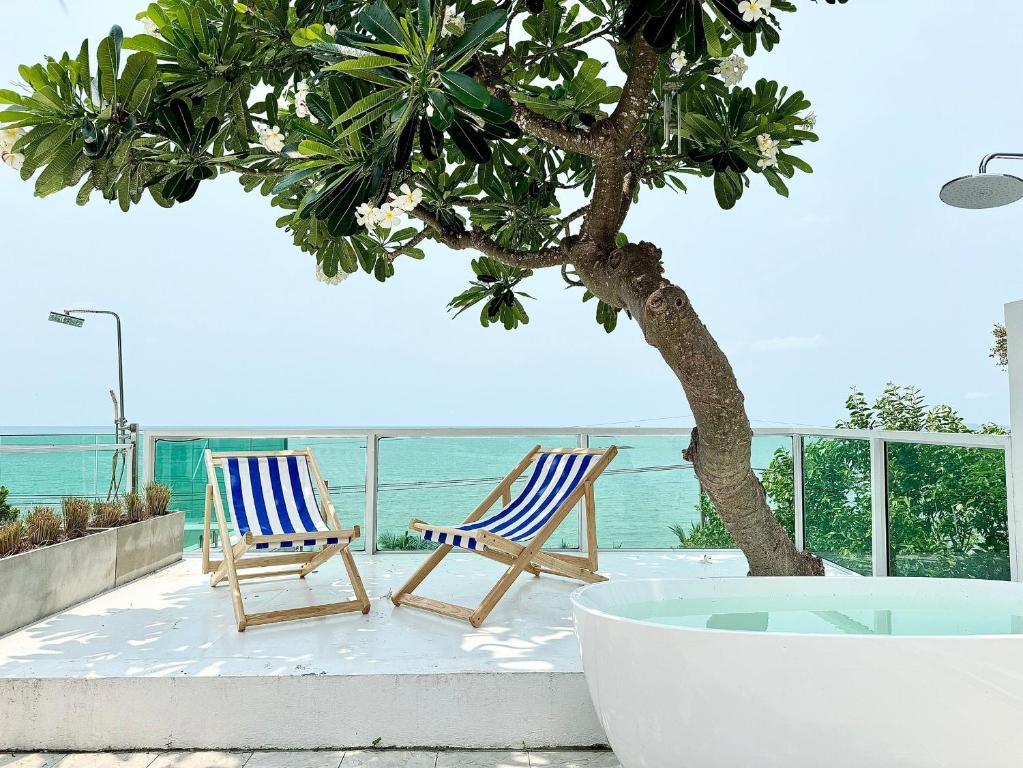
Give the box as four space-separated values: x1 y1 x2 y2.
0 431 129 507
887 442 1009 580
3 427 1013 581
802 436 873 576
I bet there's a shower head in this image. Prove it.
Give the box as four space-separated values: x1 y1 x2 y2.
940 152 1023 209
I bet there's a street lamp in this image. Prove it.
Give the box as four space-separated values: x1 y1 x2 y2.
48 309 134 492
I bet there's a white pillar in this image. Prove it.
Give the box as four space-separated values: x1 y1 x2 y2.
1003 300 1023 581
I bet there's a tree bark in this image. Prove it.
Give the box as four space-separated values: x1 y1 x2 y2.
574 240 824 576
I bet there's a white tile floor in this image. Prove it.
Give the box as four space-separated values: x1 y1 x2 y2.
0 753 619 768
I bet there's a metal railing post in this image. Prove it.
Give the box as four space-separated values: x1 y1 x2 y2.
870 437 889 577
364 433 378 555
1004 299 1023 581
791 433 805 551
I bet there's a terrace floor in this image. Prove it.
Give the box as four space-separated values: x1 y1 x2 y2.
0 550 753 751
0 750 621 767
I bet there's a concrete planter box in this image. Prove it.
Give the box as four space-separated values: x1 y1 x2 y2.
0 510 183 637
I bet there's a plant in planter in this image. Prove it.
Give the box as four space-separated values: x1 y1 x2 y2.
91 500 124 529
26 506 62 547
124 491 149 523
144 483 172 517
0 486 16 525
0 519 25 557
62 497 91 539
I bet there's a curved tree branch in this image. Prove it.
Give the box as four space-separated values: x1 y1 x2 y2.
413 208 570 269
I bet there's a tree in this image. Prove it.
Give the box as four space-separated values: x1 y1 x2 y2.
0 0 844 575
675 384 1011 580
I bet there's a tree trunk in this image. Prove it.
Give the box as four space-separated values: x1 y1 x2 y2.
574 240 824 576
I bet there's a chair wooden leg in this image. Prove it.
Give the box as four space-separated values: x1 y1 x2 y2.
211 539 250 587
391 543 454 605
202 484 214 574
339 545 372 614
299 543 342 578
470 548 535 628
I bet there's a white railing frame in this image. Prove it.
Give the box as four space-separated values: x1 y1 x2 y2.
137 425 1015 577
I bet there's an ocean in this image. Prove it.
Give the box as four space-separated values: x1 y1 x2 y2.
0 432 790 550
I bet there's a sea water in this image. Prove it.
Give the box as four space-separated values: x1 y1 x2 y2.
613 594 1023 636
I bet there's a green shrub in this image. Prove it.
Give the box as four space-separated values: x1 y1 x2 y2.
377 531 437 551
0 486 17 525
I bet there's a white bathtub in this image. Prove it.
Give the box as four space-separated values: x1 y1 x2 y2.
572 577 1023 768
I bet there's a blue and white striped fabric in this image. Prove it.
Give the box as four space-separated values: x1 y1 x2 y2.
421 452 596 551
222 455 339 550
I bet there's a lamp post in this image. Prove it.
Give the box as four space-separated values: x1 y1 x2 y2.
48 308 134 492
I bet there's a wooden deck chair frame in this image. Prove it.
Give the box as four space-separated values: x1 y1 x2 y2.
202 448 371 631
391 445 618 627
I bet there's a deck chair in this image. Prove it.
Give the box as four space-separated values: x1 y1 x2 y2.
392 445 618 627
202 448 371 631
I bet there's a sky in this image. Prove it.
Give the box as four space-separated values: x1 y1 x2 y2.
1 1 1022 430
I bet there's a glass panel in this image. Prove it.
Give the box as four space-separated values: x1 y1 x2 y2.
600 435 792 550
887 443 1009 580
376 436 578 551
287 437 366 551
154 437 288 551
0 433 122 509
802 436 872 575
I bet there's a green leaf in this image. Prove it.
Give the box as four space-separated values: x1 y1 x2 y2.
359 2 405 47
439 71 490 110
122 34 177 58
326 55 404 72
427 91 454 130
445 9 507 69
292 24 327 48
468 95 512 125
34 139 84 198
96 35 119 103
118 52 156 110
331 87 400 127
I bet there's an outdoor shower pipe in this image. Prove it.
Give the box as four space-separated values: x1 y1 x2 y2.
979 153 1023 173
64 308 126 437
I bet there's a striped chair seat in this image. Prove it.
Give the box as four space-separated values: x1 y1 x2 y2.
422 452 596 551
223 455 341 549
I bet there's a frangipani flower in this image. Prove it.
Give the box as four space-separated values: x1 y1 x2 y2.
355 201 381 227
141 16 160 35
324 23 338 37
258 126 285 153
0 127 24 152
801 111 817 129
376 203 403 230
737 0 770 23
2 150 24 171
316 262 351 285
714 54 747 87
389 183 422 212
755 132 779 169
441 7 465 36
670 51 688 71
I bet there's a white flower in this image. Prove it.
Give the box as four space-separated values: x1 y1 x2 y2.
801 110 817 129
714 54 747 87
376 203 403 229
296 80 310 93
141 16 160 35
670 51 688 71
441 7 465 36
755 132 779 169
324 23 338 37
355 201 382 227
0 127 24 153
316 262 351 285
258 126 285 153
737 0 770 23
388 183 422 212
2 150 24 171
293 90 319 123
